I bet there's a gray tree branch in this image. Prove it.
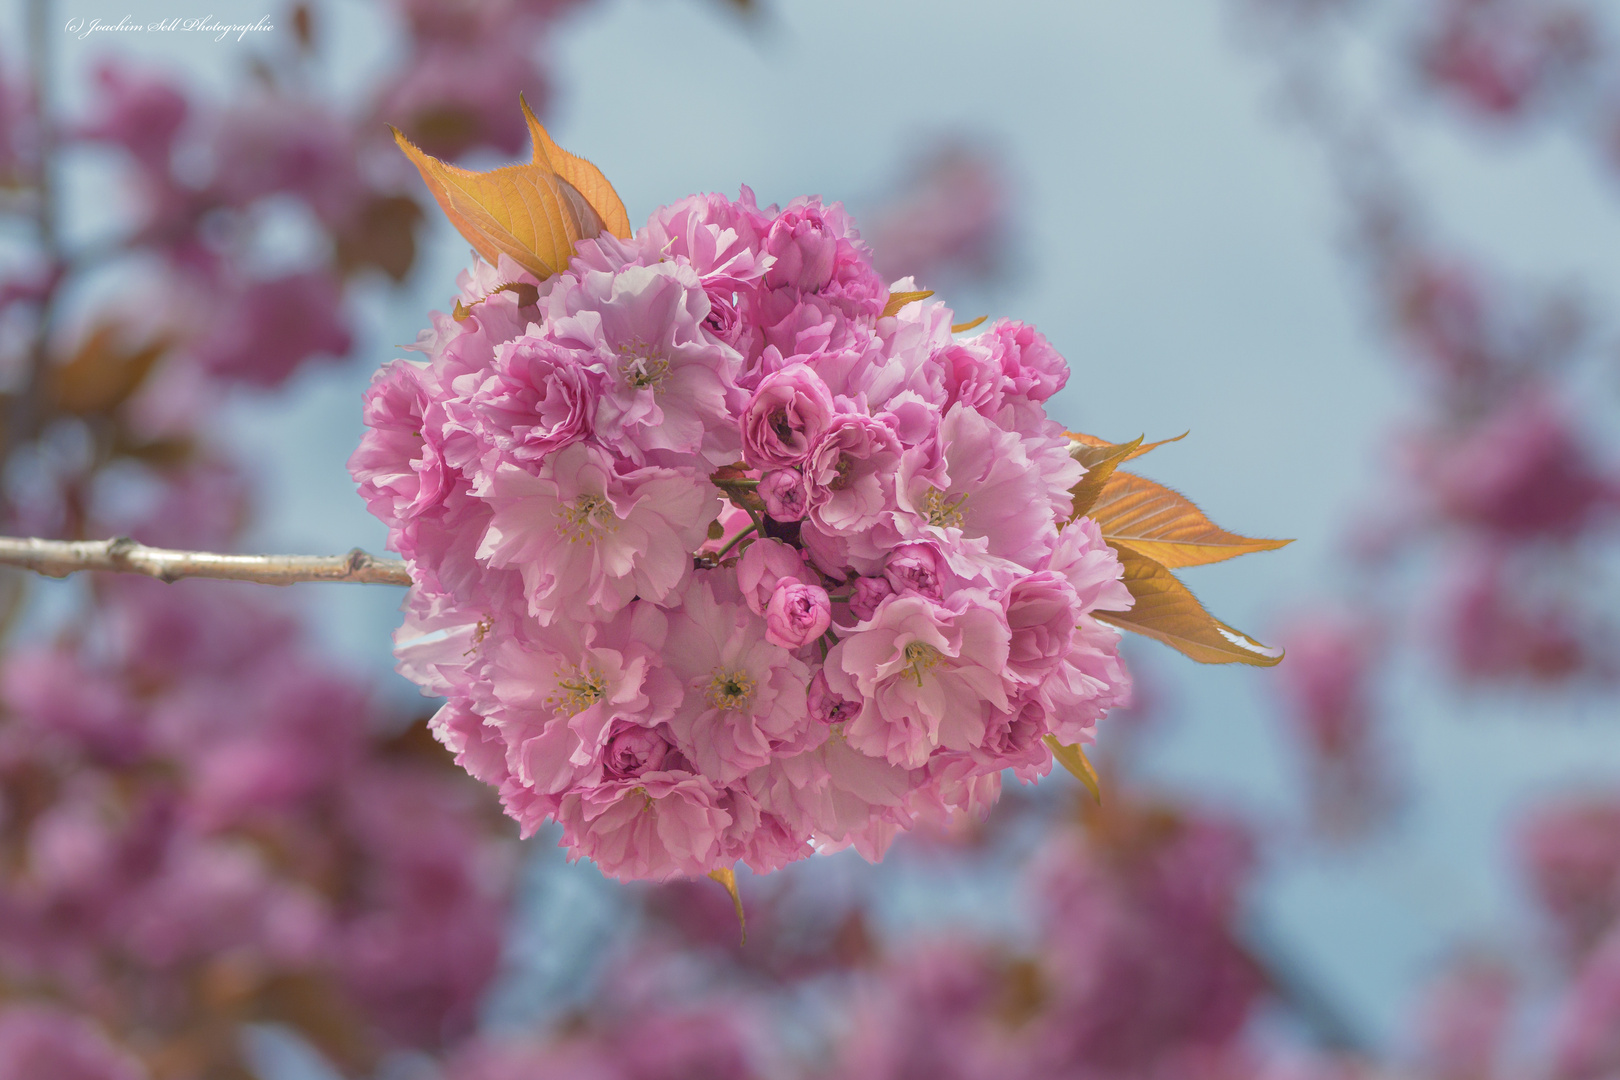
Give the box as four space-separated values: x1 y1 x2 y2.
0 537 411 586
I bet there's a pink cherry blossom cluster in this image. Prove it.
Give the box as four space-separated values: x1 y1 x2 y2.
351 188 1135 882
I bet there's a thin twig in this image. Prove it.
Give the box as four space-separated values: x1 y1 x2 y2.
0 537 412 586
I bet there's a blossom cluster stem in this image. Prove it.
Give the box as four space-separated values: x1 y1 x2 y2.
0 536 411 586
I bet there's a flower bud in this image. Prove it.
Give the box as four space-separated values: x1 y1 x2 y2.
765 581 832 649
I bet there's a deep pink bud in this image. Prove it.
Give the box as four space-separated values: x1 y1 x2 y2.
765 581 832 649
759 469 809 521
740 364 836 469
885 543 946 600
1002 571 1082 684
808 670 860 724
765 208 839 291
602 723 673 780
847 576 894 622
735 537 813 616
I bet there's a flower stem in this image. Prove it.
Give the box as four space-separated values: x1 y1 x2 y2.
710 523 759 563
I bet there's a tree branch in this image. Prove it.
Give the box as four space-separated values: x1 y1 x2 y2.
0 537 412 586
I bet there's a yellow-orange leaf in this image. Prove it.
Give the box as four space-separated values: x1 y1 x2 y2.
708 867 746 944
452 281 541 322
393 102 627 281
1089 471 1292 570
50 325 168 416
951 315 987 333
519 95 630 240
1065 430 1187 461
881 290 934 318
493 280 541 306
1097 543 1284 666
1068 435 1143 520
1043 735 1102 803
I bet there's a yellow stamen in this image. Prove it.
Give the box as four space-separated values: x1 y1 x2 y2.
618 339 670 390
555 493 618 543
919 487 966 528
546 665 608 715
902 640 943 687
706 667 756 712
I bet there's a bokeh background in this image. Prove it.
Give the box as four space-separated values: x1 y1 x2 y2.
2 0 1619 1077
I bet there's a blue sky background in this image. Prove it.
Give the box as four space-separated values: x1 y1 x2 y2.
24 0 1620 1059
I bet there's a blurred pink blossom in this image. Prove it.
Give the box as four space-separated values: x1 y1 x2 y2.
1520 796 1620 961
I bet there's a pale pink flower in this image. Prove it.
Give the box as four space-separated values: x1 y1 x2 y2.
601 722 675 780
976 318 1069 405
754 290 874 363
354 186 1139 881
477 445 717 624
429 699 513 792
664 574 813 782
825 594 1011 769
896 403 1077 571
748 735 915 860
477 602 682 803
1002 571 1083 686
472 332 599 466
972 695 1053 781
1037 618 1134 748
1043 516 1135 615
349 359 450 543
544 262 742 463
638 189 771 283
806 413 903 535
555 772 733 883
